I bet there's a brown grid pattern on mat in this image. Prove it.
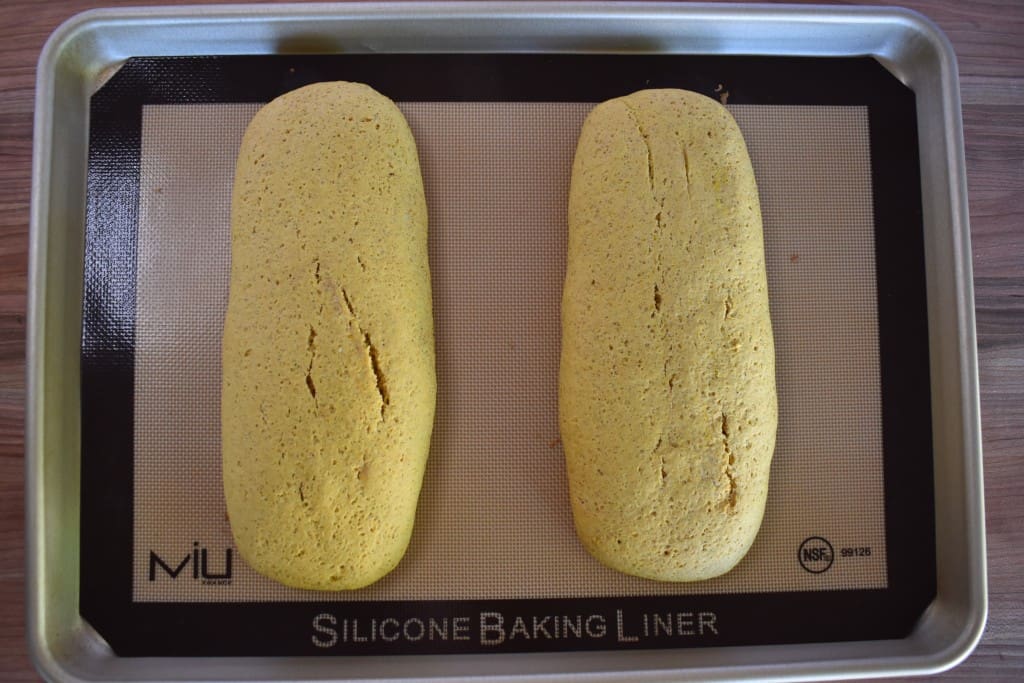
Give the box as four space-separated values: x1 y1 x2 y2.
133 102 885 602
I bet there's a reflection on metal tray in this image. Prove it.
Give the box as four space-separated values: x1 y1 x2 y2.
28 3 984 682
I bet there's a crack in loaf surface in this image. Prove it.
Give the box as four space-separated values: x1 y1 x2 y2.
339 287 389 420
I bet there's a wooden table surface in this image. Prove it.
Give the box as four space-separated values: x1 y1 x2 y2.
1 0 1021 680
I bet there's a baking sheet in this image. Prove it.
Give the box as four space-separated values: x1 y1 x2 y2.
132 101 887 603
27 3 984 678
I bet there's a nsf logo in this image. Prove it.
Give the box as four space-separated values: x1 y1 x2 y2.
797 536 835 574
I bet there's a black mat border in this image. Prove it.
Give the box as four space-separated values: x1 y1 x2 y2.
80 54 936 657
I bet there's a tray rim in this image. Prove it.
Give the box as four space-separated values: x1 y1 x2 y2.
27 3 985 682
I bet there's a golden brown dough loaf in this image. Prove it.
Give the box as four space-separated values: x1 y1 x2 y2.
560 89 776 582
222 82 435 590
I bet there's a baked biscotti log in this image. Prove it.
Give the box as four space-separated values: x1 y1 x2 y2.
560 89 776 581
222 82 435 590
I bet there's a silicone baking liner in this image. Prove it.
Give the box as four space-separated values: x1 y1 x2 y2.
79 53 933 656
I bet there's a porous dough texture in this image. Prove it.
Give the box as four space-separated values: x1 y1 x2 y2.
560 89 777 582
222 82 435 590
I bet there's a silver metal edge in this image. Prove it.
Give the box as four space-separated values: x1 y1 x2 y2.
18 2 985 60
855 7 987 676
27 9 79 683
891 6 989 675
28 8 114 682
25 26 51 683
26 3 985 681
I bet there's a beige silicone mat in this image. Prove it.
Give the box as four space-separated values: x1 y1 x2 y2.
133 102 886 602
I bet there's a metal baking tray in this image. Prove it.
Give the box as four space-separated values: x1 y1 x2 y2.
27 2 985 681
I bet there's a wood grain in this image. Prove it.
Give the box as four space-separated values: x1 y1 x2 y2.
1 0 1021 680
